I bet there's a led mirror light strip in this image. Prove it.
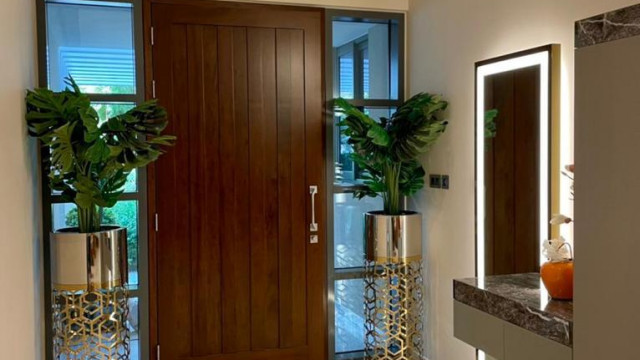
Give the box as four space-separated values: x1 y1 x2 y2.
476 50 550 280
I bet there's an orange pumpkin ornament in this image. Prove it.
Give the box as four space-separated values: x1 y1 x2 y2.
540 260 574 300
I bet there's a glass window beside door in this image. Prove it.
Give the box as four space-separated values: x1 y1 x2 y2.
329 12 404 359
43 0 145 359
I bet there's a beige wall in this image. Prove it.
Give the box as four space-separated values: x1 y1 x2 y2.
0 0 41 359
223 0 408 11
407 0 637 359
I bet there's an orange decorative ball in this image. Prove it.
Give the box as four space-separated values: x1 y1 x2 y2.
540 260 574 300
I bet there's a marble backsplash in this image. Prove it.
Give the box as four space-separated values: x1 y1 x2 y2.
576 3 640 48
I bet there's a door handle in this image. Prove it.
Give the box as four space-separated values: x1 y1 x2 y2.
309 185 318 232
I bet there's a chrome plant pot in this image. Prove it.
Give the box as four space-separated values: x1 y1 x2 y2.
364 211 424 360
51 226 130 360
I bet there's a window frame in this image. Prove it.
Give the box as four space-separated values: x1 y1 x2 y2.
36 0 149 359
325 9 405 359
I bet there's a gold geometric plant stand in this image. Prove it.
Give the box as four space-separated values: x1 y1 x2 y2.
50 227 130 360
364 258 424 360
52 287 130 360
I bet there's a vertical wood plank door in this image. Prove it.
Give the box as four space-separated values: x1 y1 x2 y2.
149 2 325 360
484 66 540 276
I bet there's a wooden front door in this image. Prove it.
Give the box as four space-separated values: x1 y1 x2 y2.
148 2 325 360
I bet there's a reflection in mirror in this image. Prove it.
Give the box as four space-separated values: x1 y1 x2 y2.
475 45 560 278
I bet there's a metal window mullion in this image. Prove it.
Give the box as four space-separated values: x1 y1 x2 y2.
331 11 404 24
335 350 366 360
333 184 369 194
340 99 402 108
46 0 135 7
334 268 365 281
130 0 149 358
50 192 141 204
353 40 363 100
87 94 138 103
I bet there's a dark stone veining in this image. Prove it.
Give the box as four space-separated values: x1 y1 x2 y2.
576 4 640 48
453 273 573 348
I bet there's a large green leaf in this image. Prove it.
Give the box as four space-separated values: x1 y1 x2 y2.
335 98 390 148
335 93 448 212
148 135 177 146
399 160 426 196
85 138 110 162
74 175 102 209
389 93 449 162
25 76 176 232
50 123 76 172
80 106 100 142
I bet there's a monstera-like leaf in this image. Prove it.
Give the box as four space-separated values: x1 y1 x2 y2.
335 92 448 215
26 77 176 232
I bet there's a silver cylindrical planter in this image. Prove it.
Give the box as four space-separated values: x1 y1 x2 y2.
51 226 130 360
364 211 423 360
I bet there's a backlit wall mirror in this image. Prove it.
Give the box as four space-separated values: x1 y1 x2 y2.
475 45 561 278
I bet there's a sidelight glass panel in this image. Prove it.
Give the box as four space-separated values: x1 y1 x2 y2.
339 51 355 99
127 297 139 341
334 194 383 269
130 340 139 360
334 110 355 184
123 169 138 193
364 107 396 121
335 279 366 353
361 47 370 98
46 1 136 94
50 170 136 195
51 203 78 232
331 12 404 359
332 20 398 100
91 102 136 124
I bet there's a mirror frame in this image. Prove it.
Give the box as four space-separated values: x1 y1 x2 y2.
474 44 561 279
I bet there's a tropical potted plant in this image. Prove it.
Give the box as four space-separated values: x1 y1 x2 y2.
26 78 175 359
335 93 448 360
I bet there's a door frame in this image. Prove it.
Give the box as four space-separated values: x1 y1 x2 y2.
143 1 327 359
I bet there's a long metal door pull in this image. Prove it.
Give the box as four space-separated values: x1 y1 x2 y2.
309 185 318 232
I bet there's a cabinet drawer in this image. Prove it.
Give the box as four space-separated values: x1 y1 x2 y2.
504 322 572 360
454 301 504 359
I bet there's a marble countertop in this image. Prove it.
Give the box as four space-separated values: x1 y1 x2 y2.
453 273 573 347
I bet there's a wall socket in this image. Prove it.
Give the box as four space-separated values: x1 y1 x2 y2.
429 174 450 190
441 175 450 189
429 174 442 188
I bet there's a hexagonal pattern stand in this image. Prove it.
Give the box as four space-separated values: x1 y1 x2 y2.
365 259 424 360
52 287 130 359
